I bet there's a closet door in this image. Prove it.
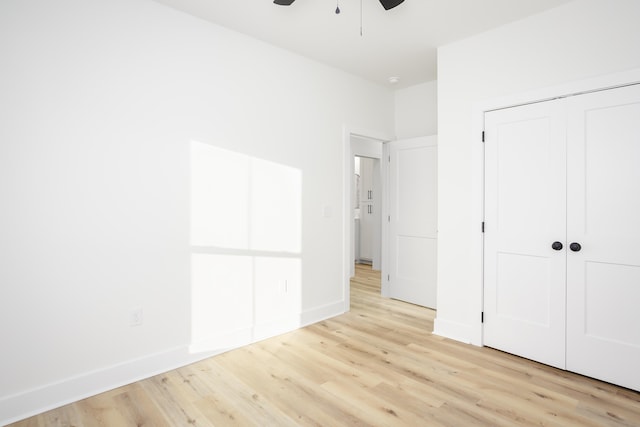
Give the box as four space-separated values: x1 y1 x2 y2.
566 84 640 391
483 100 567 369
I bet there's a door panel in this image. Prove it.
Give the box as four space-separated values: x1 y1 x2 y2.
483 101 567 369
393 236 437 306
496 253 552 327
389 136 437 308
566 84 640 391
583 262 640 345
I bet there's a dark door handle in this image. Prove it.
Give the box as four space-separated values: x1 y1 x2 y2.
570 242 582 252
552 241 563 251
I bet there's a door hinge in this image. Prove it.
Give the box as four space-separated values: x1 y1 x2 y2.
482 131 485 142
482 221 485 233
388 155 391 163
387 274 390 281
481 312 484 323
388 215 391 222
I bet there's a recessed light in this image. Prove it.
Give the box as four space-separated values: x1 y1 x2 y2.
388 76 399 84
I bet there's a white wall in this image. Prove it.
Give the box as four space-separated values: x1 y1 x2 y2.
436 0 640 344
0 0 394 423
394 80 437 139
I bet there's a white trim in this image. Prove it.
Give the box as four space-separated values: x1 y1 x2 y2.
471 67 640 348
0 345 218 426
253 315 303 342
0 299 337 425
433 318 474 345
188 327 254 354
299 300 345 327
381 141 391 298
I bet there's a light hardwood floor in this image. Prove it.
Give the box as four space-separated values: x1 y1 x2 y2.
10 264 640 426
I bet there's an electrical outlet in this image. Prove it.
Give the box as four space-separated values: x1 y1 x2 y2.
130 307 143 327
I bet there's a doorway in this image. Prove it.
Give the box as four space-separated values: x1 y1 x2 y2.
342 129 439 312
354 155 381 269
342 130 390 312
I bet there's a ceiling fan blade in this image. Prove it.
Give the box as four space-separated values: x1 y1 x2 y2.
273 0 295 5
379 0 404 10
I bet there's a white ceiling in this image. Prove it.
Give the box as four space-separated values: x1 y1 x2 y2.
153 0 573 88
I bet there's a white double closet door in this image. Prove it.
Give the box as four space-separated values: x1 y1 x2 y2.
484 84 640 391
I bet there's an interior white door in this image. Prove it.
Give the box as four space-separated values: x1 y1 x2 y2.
483 100 568 369
565 84 640 391
388 136 437 308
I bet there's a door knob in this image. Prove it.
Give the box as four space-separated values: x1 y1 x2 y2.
570 242 582 252
552 241 563 251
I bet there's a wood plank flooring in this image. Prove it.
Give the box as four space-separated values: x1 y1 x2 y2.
9 264 640 426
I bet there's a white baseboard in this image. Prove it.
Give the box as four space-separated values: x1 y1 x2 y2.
1 304 345 426
253 315 302 342
0 344 218 426
433 317 479 345
299 300 346 327
188 327 254 355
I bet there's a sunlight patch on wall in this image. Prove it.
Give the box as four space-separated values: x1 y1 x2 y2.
189 141 302 354
191 253 253 349
190 141 301 253
251 157 301 253
190 141 250 249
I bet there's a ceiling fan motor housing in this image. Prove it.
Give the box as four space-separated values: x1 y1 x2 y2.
273 0 405 10
379 0 404 10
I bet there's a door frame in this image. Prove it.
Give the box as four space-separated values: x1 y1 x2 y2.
474 68 640 346
342 126 393 312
